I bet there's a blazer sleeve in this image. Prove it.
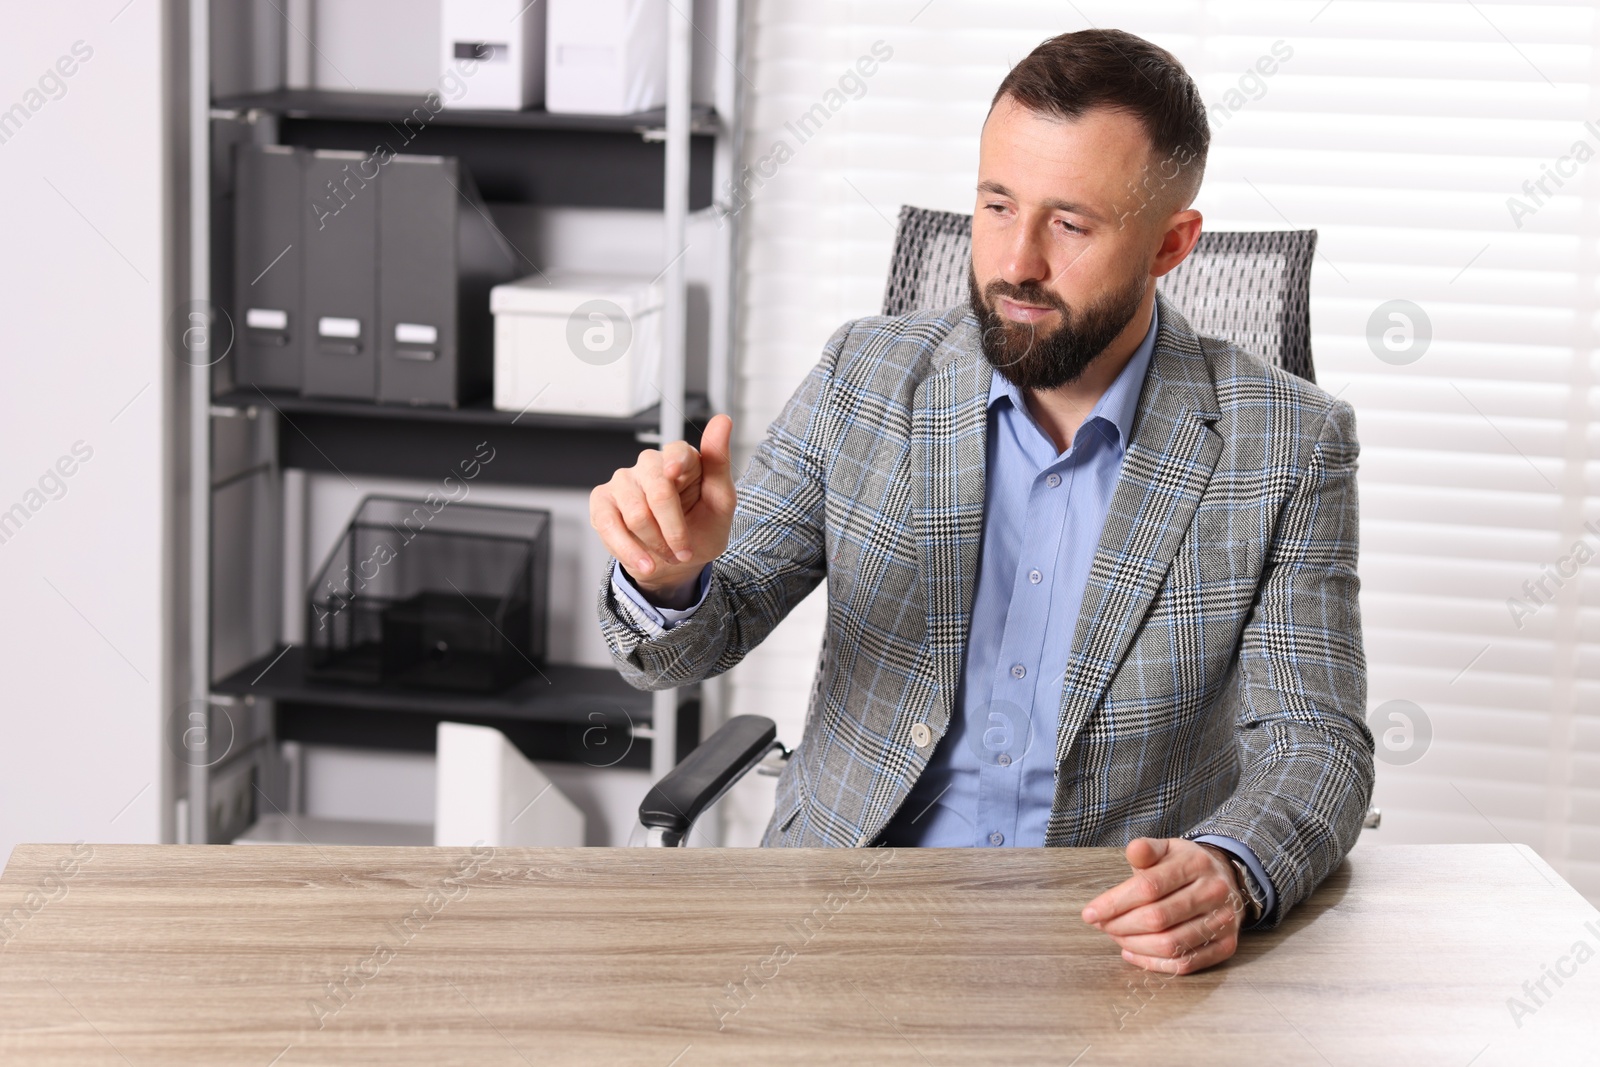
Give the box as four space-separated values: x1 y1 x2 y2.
1184 397 1375 926
594 323 848 691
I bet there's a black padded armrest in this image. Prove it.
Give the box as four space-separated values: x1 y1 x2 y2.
638 715 778 841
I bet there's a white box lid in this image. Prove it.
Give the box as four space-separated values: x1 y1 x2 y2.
491 270 665 316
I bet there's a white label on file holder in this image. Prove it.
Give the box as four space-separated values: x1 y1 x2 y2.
395 323 438 345
318 316 361 339
246 308 288 330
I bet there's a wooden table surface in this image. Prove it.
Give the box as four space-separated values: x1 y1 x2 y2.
1 842 1596 1065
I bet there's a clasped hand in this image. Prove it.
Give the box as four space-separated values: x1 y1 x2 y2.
1082 838 1246 974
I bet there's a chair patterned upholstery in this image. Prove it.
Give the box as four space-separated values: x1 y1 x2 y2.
880 205 1317 382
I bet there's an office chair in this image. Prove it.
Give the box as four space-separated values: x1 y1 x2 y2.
635 206 1367 847
881 205 1318 382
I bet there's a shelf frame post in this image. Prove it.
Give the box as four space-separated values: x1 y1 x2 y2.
652 1 695 785
186 0 214 845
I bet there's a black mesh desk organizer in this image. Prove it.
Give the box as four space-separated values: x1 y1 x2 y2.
879 204 1318 382
306 496 549 693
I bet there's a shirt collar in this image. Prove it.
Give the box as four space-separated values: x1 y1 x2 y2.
986 301 1159 454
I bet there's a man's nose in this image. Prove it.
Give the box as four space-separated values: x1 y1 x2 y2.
996 221 1051 288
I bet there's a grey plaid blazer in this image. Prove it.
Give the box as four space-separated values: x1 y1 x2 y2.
598 294 1373 926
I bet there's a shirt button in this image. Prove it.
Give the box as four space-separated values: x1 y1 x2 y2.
1010 664 1027 679
910 722 932 748
1045 473 1062 488
997 753 1012 767
989 831 1005 846
1028 569 1042 585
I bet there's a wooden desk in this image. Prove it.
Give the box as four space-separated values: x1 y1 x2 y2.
1 843 1595 1065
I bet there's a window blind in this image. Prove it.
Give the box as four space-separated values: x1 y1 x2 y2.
720 0 1599 902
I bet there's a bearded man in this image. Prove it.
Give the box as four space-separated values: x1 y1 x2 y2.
590 27 1373 975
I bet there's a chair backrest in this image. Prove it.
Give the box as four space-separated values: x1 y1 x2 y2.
880 205 1317 382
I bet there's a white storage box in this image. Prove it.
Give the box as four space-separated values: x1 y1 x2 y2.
434 722 585 847
440 0 546 110
492 271 664 418
544 0 666 115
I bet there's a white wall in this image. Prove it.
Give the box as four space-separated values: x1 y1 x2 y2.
0 5 170 861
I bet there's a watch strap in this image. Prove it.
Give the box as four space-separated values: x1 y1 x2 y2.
1229 856 1266 926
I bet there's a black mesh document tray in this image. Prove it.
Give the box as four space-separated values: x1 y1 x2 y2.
306 496 550 693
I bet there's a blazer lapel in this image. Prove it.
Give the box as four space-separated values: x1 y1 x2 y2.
1054 296 1224 766
911 312 991 738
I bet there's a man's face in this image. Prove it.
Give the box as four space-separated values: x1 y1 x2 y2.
969 97 1168 391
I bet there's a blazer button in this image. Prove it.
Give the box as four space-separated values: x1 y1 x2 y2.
910 722 932 748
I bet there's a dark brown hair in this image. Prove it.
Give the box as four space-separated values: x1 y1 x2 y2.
991 29 1209 209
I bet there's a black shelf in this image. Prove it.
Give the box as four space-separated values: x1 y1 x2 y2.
213 89 717 210
213 387 709 488
216 386 701 433
214 89 721 135
217 644 646 724
215 645 697 770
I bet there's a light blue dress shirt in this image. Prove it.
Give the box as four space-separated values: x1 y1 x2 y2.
611 305 1274 920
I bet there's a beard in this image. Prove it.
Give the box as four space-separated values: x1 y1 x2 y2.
968 265 1147 392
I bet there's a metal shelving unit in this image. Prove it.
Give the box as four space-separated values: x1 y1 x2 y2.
181 1 745 844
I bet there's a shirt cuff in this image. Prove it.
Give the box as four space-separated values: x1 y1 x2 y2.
609 560 711 631
1193 834 1276 928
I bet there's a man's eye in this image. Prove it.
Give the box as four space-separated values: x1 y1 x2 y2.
1059 220 1085 235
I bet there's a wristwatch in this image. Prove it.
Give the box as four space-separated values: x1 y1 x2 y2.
1227 856 1266 927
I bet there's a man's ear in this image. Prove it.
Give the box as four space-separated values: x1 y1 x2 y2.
1150 209 1203 279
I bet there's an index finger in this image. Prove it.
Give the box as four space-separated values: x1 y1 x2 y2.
640 466 692 560
1083 861 1189 925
